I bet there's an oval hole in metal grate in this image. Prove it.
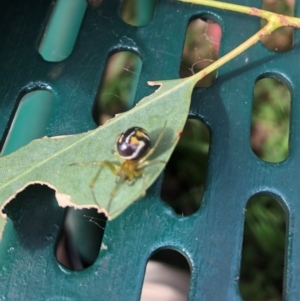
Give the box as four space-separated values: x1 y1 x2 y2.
120 0 158 27
1 89 55 156
38 0 87 62
160 118 210 216
141 248 191 301
239 194 286 301
250 76 291 163
92 50 143 125
179 16 222 88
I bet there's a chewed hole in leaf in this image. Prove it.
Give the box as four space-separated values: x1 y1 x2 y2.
92 51 142 125
180 16 222 87
3 184 63 249
160 119 210 216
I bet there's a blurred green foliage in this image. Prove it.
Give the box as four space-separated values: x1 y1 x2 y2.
251 77 290 163
240 196 286 301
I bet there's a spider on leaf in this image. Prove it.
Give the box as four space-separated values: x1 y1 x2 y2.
71 122 167 214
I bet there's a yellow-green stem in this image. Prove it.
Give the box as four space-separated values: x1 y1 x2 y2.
178 0 300 27
189 21 278 84
179 0 300 85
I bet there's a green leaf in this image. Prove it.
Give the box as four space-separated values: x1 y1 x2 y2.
0 77 196 238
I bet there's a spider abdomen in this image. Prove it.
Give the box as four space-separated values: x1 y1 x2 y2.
116 127 151 160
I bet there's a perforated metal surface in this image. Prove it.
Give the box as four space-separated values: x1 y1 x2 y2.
0 0 300 300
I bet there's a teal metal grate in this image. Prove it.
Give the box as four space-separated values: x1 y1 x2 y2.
0 0 299 300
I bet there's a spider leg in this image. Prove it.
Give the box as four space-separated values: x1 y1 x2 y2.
70 161 118 175
133 161 166 199
140 171 146 197
70 161 109 167
126 178 136 186
107 168 145 211
138 121 167 164
137 159 166 169
111 150 123 163
88 161 119 211
131 170 149 198
128 169 146 198
107 176 126 213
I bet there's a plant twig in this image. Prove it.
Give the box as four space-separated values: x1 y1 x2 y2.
178 0 300 26
189 22 275 84
179 0 300 85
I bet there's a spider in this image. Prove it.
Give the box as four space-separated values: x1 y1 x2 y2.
72 122 167 213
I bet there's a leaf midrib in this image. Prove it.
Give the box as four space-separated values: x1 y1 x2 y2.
0 77 193 191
